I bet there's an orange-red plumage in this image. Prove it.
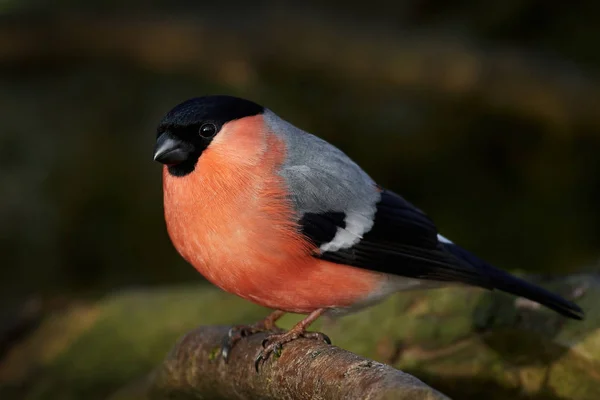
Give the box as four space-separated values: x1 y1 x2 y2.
155 95 583 368
162 115 381 313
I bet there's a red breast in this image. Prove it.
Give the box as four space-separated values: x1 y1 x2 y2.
162 115 382 313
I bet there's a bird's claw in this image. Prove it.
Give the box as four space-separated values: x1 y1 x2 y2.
254 330 332 372
220 325 264 362
254 342 283 371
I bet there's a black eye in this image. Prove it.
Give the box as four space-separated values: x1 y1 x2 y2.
199 123 217 138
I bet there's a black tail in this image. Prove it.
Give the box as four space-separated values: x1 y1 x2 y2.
441 241 584 320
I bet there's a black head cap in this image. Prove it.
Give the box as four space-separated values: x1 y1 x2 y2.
153 95 264 177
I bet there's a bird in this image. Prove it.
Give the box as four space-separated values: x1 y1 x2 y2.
153 95 584 370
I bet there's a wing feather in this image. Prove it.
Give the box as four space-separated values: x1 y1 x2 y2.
302 190 493 288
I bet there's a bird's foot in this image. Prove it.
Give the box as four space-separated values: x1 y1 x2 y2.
220 310 285 362
254 328 331 371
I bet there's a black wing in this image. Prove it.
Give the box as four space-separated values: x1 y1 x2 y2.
298 189 584 320
300 189 494 288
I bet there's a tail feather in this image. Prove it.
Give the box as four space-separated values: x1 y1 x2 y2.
440 239 584 320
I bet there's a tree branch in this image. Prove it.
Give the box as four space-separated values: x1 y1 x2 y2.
2 274 594 399
145 325 449 400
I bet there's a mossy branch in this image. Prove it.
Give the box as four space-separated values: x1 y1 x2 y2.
144 325 449 400
2 274 595 400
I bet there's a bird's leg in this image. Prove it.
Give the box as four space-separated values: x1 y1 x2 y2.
220 309 286 361
255 308 331 371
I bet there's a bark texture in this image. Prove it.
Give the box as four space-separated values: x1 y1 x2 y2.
145 325 448 400
0 273 597 400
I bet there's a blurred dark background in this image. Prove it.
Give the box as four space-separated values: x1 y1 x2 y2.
1 1 599 308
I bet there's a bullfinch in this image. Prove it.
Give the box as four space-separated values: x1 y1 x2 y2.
153 95 584 370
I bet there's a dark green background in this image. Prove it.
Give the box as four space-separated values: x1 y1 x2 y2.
1 1 599 305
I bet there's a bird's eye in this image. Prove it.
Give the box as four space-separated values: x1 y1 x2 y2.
199 123 217 138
